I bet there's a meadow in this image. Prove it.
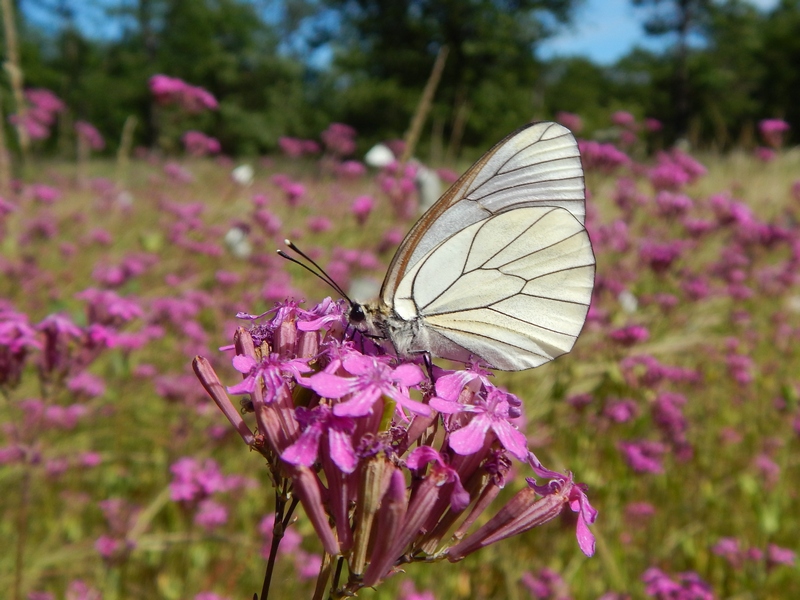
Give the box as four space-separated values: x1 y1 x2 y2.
1 115 799 600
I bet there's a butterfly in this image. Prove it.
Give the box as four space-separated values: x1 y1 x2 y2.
346 121 596 371
285 121 595 371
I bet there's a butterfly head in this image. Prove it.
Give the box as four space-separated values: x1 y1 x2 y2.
347 300 388 337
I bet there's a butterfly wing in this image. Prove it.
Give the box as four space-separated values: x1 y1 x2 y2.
381 121 585 304
390 206 595 371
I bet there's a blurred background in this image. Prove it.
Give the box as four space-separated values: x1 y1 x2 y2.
6 0 798 158
2 2 799 600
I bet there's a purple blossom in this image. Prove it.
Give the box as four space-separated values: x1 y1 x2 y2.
528 455 597 557
759 118 790 148
182 130 221 156
406 446 470 511
194 295 598 593
149 74 218 112
609 324 650 346
612 110 637 128
95 535 123 559
642 567 714 600
351 195 374 225
303 352 429 418
75 121 105 151
399 580 436 600
431 386 527 461
640 241 684 273
521 567 571 600
66 580 102 600
619 440 668 473
226 353 312 402
712 537 743 567
321 122 357 157
279 136 319 157
578 140 631 173
281 405 357 473
194 499 228 530
555 111 583 133
767 543 795 567
603 398 639 423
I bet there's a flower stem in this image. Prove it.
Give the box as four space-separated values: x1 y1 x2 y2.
259 479 299 600
14 468 31 600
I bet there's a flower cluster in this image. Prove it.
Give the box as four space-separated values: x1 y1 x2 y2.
75 121 105 151
193 298 595 595
182 130 221 156
555 111 583 133
149 74 218 113
10 88 65 140
578 140 631 173
278 136 321 158
758 118 790 149
320 123 357 157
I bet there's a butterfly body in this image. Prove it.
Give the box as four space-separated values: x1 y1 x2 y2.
344 121 595 371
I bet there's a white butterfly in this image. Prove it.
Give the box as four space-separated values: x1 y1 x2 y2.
346 121 596 371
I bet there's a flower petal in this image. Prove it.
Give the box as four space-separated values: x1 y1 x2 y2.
492 420 528 461
448 415 491 456
391 363 425 387
281 425 323 467
333 386 381 417
231 354 256 374
328 426 357 474
305 372 355 398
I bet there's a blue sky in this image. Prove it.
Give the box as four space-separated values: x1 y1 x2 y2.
25 0 781 67
538 0 780 64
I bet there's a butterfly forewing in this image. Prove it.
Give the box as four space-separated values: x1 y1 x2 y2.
380 122 585 304
396 206 595 371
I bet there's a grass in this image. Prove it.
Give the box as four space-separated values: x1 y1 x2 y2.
1 143 799 599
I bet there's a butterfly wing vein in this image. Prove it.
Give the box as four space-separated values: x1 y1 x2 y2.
394 205 594 370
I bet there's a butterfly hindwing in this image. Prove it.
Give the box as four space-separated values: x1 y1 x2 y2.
394 206 595 371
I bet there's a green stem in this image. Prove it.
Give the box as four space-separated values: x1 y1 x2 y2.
14 468 31 600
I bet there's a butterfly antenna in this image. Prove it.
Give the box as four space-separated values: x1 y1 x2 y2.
277 239 353 304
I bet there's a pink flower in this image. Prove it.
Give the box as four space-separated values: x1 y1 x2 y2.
321 122 357 157
555 111 583 133
578 140 630 173
609 324 650 346
528 455 597 557
351 195 374 225
644 117 662 132
431 386 528 460
149 74 218 113
755 146 776 162
336 160 366 179
75 121 105 151
281 405 357 473
227 353 312 402
619 440 667 473
304 352 429 418
194 499 228 530
307 216 332 233
612 110 637 128
642 568 714 600
406 446 470 511
182 130 221 156
767 543 795 567
758 118 790 148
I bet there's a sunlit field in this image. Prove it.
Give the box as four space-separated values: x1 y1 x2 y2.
2 117 799 600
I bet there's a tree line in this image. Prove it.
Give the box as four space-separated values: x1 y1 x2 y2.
3 0 798 159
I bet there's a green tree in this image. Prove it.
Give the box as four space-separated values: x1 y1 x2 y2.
630 0 715 137
756 0 800 139
319 0 583 156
